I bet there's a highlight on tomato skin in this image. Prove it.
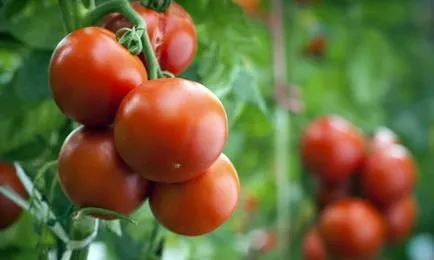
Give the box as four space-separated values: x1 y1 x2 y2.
49 27 148 127
369 127 399 152
0 162 28 230
318 199 386 258
361 144 416 206
383 195 417 243
113 77 228 184
149 153 240 236
104 1 197 75
300 115 366 183
57 126 150 220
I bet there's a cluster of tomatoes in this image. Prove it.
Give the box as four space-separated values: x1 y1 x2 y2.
300 115 417 259
46 1 239 236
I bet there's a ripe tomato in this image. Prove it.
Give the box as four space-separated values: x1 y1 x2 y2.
104 1 197 75
318 199 386 258
303 227 326 260
114 78 228 183
250 229 277 253
0 163 27 230
361 144 416 206
49 27 148 126
300 115 365 183
384 196 417 243
58 126 150 219
316 180 349 212
149 154 239 236
369 127 399 152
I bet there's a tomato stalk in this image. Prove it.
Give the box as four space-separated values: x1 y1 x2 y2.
140 0 172 12
271 0 291 258
58 0 77 32
82 0 162 79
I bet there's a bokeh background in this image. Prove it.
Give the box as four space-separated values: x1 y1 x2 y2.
1 0 434 259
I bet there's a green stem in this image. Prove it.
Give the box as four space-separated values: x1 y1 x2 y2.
83 0 161 79
74 207 138 224
145 219 161 257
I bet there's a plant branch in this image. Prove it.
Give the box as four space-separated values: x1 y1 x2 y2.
83 0 161 79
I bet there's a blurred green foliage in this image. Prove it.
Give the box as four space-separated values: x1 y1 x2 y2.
0 0 434 259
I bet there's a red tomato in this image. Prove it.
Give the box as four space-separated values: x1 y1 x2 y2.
104 1 197 75
300 115 366 183
316 180 349 212
250 229 277 253
49 27 148 126
361 144 416 206
303 227 326 260
318 199 386 258
58 126 150 219
114 78 228 183
384 196 417 243
369 127 399 152
149 154 239 236
0 163 27 230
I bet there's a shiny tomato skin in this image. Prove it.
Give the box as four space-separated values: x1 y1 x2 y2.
384 196 417 243
49 27 148 126
303 227 327 260
369 127 399 152
361 144 416 206
0 163 27 230
104 2 197 75
149 154 239 236
318 199 386 258
301 115 366 183
114 78 228 183
58 126 150 220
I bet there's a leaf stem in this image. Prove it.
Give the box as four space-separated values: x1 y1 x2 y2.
57 0 76 32
74 207 138 224
83 0 161 79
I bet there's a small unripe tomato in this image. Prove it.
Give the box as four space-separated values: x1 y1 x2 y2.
318 199 386 258
303 227 327 260
149 154 239 236
58 126 150 220
114 78 228 183
300 115 365 183
384 195 417 243
104 1 197 75
0 163 27 230
361 144 416 206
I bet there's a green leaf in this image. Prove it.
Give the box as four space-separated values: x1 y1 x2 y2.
12 50 52 103
104 220 123 237
230 67 267 114
0 135 46 161
4 0 65 50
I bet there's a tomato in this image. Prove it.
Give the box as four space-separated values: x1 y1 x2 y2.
361 144 416 206
369 127 399 152
303 227 326 260
250 229 277 253
318 199 386 258
384 196 417 243
49 27 148 126
0 163 27 230
304 35 327 57
316 180 349 212
300 115 365 183
114 78 228 183
58 126 150 219
104 1 197 75
149 154 239 236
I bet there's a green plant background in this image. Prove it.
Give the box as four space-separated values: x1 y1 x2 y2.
0 0 433 259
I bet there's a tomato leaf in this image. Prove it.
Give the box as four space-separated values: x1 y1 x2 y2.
12 50 52 103
104 220 123 237
230 67 268 115
3 0 65 50
0 135 46 162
